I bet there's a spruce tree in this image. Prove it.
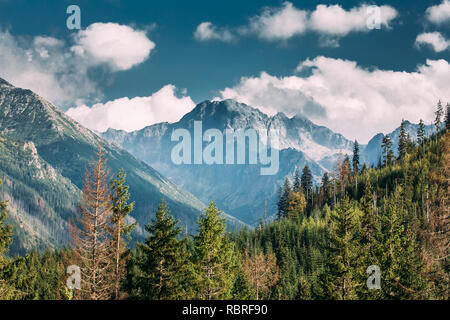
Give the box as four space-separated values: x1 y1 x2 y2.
398 119 408 159
193 201 236 300
381 135 394 166
352 140 360 193
137 199 187 300
321 197 362 300
417 119 425 147
301 165 313 198
110 169 135 299
277 178 291 219
434 100 443 134
352 140 360 174
293 169 301 193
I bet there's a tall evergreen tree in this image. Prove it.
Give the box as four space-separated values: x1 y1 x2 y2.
293 169 301 193
193 201 236 300
352 140 360 174
417 119 425 147
434 100 443 134
137 199 188 300
381 135 394 166
277 178 291 219
321 197 362 300
110 169 135 299
301 165 313 198
398 119 408 159
352 140 360 193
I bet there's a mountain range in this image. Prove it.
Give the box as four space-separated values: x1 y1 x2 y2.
102 99 435 225
0 78 245 254
0 77 435 252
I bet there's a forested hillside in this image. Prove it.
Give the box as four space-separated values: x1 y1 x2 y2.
0 104 448 300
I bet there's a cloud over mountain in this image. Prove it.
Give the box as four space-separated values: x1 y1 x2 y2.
0 23 154 106
217 57 450 143
66 84 195 132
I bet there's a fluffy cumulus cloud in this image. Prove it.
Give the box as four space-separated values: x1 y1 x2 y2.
309 4 397 36
217 57 450 143
71 23 155 71
195 2 397 45
66 85 195 132
244 2 308 41
416 32 449 52
194 22 234 42
0 23 154 106
426 0 450 24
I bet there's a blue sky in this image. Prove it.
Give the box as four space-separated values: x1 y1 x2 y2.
0 0 449 142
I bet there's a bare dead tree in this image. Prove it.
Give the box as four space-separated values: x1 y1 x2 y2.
70 143 113 300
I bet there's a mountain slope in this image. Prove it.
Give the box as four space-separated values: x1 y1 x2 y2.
102 99 437 225
102 100 351 224
0 78 245 253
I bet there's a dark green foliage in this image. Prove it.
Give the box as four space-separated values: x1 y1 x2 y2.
134 200 188 300
352 140 360 174
301 165 313 197
398 119 408 159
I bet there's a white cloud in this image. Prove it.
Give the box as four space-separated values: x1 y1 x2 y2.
66 85 195 132
244 2 308 40
71 23 155 71
0 31 98 106
416 32 449 52
195 2 397 44
217 57 450 143
309 4 397 36
426 0 450 24
0 23 154 106
194 22 234 42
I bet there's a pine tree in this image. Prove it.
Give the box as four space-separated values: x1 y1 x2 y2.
417 119 425 148
321 197 362 300
321 172 330 204
70 144 113 300
398 119 408 159
293 169 301 193
352 140 360 193
110 169 135 299
381 135 394 166
301 165 313 199
277 178 291 219
352 140 360 174
434 100 443 134
137 199 187 300
193 201 236 300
